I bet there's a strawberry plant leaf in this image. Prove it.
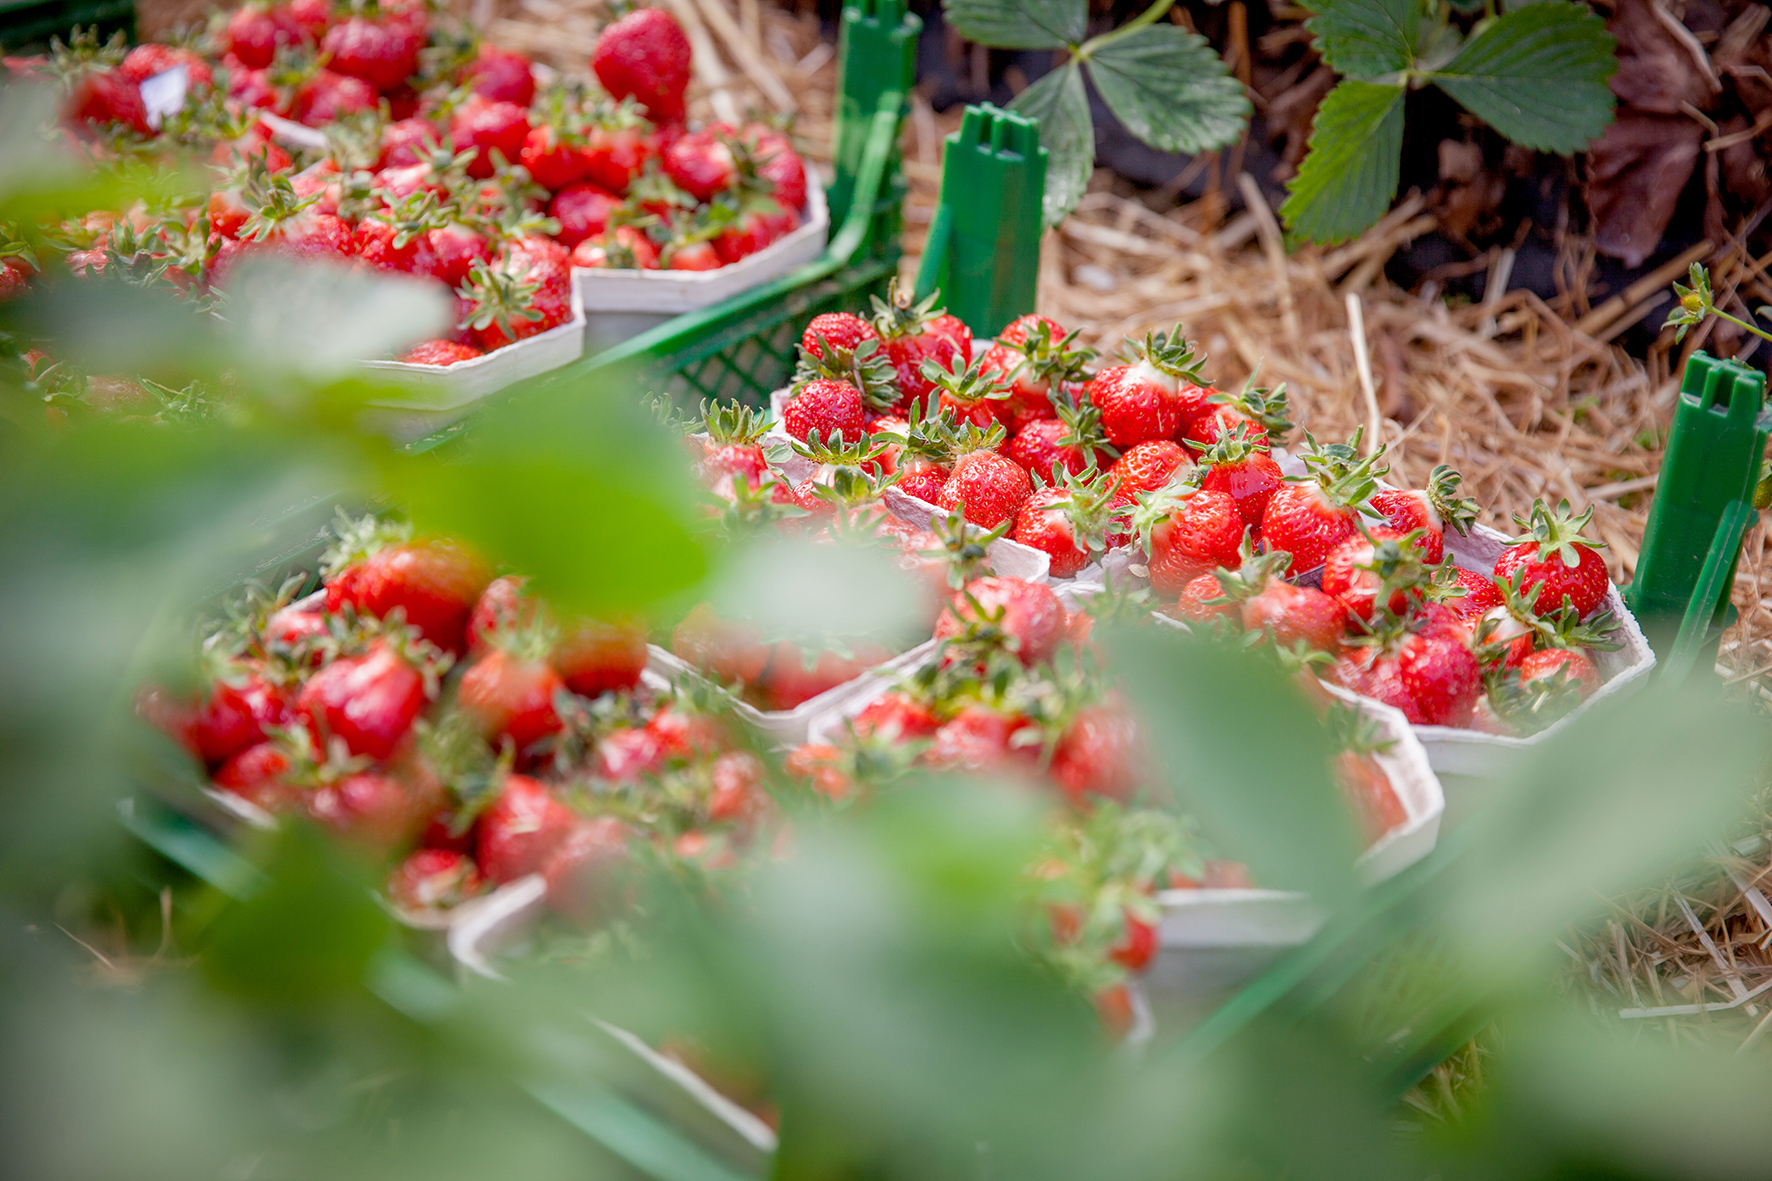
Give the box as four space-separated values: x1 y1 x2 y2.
1279 80 1405 245
1086 26 1251 156
942 0 1087 50
1302 0 1421 80
1008 61 1094 227
1427 2 1618 154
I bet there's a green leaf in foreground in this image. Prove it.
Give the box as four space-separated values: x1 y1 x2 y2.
942 0 1087 49
1303 0 1421 81
1279 80 1405 245
1009 62 1094 228
1088 26 1251 156
1428 1 1617 153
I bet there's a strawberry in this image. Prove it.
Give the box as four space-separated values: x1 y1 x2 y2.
1327 706 1408 844
65 70 151 136
1173 572 1240 626
1004 399 1112 482
118 44 213 90
896 456 950 504
570 224 660 270
1011 466 1122 578
399 340 482 366
1107 908 1159 971
476 774 577 883
1491 498 1610 618
1320 527 1434 620
520 121 592 192
286 0 334 41
672 604 770 685
782 377 865 444
552 618 648 698
937 446 1033 529
459 630 566 754
928 354 1011 431
1339 613 1482 727
1181 379 1292 454
187 665 293 765
289 68 376 126
1240 566 1347 651
591 7 693 123
1259 432 1385 573
1518 647 1601 695
213 741 295 811
1050 705 1141 804
1368 464 1478 565
1132 485 1246 595
226 4 306 69
1087 328 1211 449
1472 568 1620 674
933 576 1066 666
1440 566 1502 620
463 42 535 107
870 283 970 414
757 643 887 711
356 209 439 277
548 182 622 247
662 129 737 201
665 235 723 272
449 96 532 179
979 315 1095 432
458 251 572 351
1108 440 1192 499
852 691 942 741
1190 436 1283 534
583 109 651 193
296 640 432 760
466 575 543 653
739 123 808 211
697 400 772 497
321 13 422 92
801 312 876 359
308 771 431 849
322 516 491 654
715 203 797 264
387 847 483 911
925 704 1030 774
421 221 494 287
543 816 635 923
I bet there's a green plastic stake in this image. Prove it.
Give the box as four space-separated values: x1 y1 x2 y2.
913 103 1047 339
1662 499 1756 684
1625 350 1770 663
828 0 919 233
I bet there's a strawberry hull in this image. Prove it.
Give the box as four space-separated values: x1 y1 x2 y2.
576 170 829 351
358 282 587 442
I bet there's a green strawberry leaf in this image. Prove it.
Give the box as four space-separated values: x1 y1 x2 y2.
1279 80 1405 245
1302 0 1421 80
942 0 1087 49
1086 26 1251 156
1427 2 1618 154
1009 61 1094 227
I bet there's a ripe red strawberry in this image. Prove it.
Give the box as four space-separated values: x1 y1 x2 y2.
1334 748 1406 845
543 816 635 923
897 456 950 504
1108 439 1192 499
226 3 305 69
1320 527 1434 620
925 704 1029 774
871 284 970 414
852 691 942 741
1087 328 1212 449
570 224 661 269
387 847 483 911
296 641 430 760
979 314 1095 432
715 204 796 264
783 377 865 444
1192 436 1284 533
65 70 152 136
929 354 1011 431
663 129 738 200
1241 572 1347 652
583 117 649 193
592 7 692 122
119 44 214 90
1108 908 1158 971
553 619 648 698
265 601 330 656
459 252 572 351
285 0 333 41
321 14 422 91
672 604 769 685
548 182 622 247
1172 571 1238 626
289 68 375 126
1518 647 1600 695
186 667 293 765
1259 433 1385 573
666 236 723 272
1011 467 1122 578
1441 566 1503 620
1341 615 1482 727
1181 380 1292 454
1050 704 1141 804
801 312 877 361
459 636 566 754
937 447 1033 528
213 741 295 811
399 340 482 366
757 643 888 710
519 122 592 191
323 519 491 654
421 221 494 287
308 770 429 849
476 774 577 883
449 96 532 179
1369 465 1478 565
934 576 1065 666
696 399 772 498
463 42 535 107
1133 486 1246 595
465 575 541 653
1491 499 1610 618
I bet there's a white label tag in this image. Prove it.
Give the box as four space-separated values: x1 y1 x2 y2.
139 66 189 130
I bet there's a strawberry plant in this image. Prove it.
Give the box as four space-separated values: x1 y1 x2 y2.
942 0 1250 225
1282 0 1618 243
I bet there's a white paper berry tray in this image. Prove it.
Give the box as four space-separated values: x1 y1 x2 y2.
357 281 588 442
576 169 829 351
